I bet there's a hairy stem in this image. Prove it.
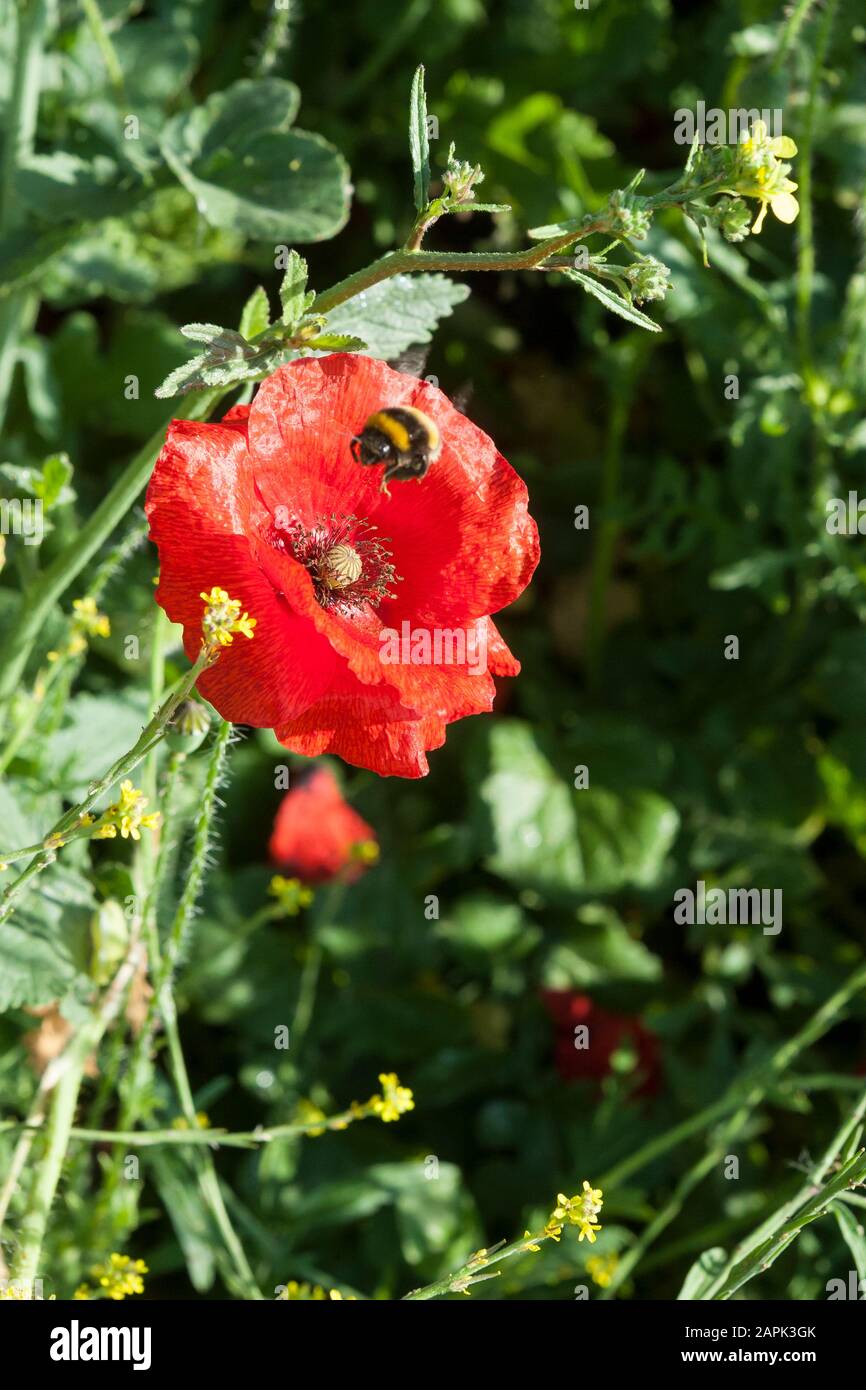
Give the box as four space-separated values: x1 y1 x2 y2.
8 936 144 1293
0 646 212 923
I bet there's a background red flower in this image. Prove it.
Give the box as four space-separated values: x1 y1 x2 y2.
269 766 377 883
541 990 662 1098
146 354 539 777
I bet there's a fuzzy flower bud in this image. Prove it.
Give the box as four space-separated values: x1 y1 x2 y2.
623 256 672 304
606 188 652 240
443 141 485 204
708 195 752 243
165 698 211 753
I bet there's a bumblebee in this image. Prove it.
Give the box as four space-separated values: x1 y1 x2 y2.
350 407 441 495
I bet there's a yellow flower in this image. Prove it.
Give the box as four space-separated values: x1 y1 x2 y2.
92 781 161 842
587 1252 619 1288
548 1181 604 1244
733 119 799 233
90 1253 148 1301
72 596 111 641
294 1098 328 1137
200 586 256 648
350 839 380 865
268 874 314 915
73 1284 92 1300
369 1071 415 1123
172 1111 209 1130
277 1280 327 1300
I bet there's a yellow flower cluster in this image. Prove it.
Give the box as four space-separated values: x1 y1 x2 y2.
544 1181 604 1245
277 1281 354 1300
77 1253 148 1301
200 586 256 648
91 780 160 841
732 120 799 234
586 1252 619 1288
349 839 380 865
368 1071 415 1124
268 874 314 915
47 596 111 662
295 1097 330 1136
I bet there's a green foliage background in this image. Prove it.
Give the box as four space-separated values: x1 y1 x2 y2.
2 0 866 1301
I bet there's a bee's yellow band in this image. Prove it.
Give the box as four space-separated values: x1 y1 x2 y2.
367 411 411 453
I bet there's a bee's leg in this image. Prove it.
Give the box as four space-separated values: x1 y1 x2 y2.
379 478 392 499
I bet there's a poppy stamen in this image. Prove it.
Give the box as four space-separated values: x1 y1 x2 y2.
269 513 399 613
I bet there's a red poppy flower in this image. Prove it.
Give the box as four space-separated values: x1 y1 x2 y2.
540 990 661 1097
269 766 377 884
146 354 538 777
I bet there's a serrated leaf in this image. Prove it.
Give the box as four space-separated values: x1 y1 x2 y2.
239 286 271 340
154 355 210 399
278 250 309 327
563 269 662 331
179 323 252 355
322 273 469 359
409 65 430 212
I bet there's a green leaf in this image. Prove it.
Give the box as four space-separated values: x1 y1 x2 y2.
149 1149 217 1292
179 324 252 354
834 1203 866 1284
154 355 210 399
160 78 351 243
473 721 679 896
0 864 94 1013
239 286 271 340
15 153 135 223
0 781 42 847
322 274 469 359
543 906 662 984
562 269 662 331
305 333 366 352
409 65 430 212
370 1161 479 1268
437 894 539 957
18 340 62 441
676 1248 728 1300
278 250 309 327
34 453 74 508
46 691 152 797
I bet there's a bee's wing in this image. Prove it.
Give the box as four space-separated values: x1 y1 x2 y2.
388 344 430 379
450 379 474 415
